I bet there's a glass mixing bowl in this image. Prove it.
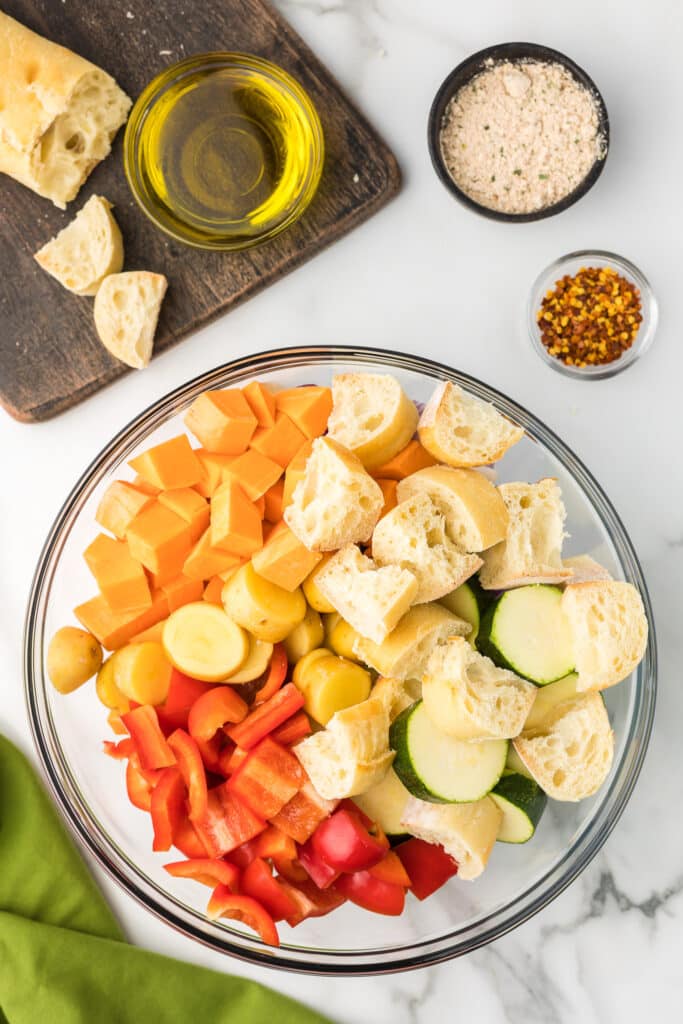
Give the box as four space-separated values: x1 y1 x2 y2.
25 346 656 974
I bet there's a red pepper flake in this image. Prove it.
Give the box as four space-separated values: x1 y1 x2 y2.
537 266 643 368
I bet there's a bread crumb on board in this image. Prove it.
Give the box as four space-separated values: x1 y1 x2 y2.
439 60 606 215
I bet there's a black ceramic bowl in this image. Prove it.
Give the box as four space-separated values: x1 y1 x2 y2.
427 42 610 223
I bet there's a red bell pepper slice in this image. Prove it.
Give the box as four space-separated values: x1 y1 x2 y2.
125 753 156 811
164 858 240 890
227 736 305 819
334 871 406 916
270 710 312 746
194 785 265 858
218 743 248 776
103 737 134 760
226 683 304 750
167 728 208 823
277 878 346 927
367 850 412 888
107 710 128 735
272 857 308 884
253 643 288 703
157 669 215 733
311 807 389 872
395 839 459 900
173 817 209 860
226 838 261 870
254 825 297 864
207 887 280 947
188 685 248 744
297 838 341 890
151 766 186 852
122 705 177 771
194 733 223 774
241 857 299 922
270 781 336 845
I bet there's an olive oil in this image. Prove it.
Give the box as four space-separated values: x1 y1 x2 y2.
125 54 324 250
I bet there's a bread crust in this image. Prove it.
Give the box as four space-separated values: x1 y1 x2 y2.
562 580 648 691
34 195 123 295
327 373 419 470
418 381 524 467
397 465 509 551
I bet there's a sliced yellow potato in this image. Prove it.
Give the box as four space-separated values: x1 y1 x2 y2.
47 626 103 694
283 606 324 663
162 603 248 682
222 563 307 643
113 641 173 705
302 554 337 613
292 647 332 693
324 613 363 662
226 637 273 684
95 652 130 712
296 652 372 725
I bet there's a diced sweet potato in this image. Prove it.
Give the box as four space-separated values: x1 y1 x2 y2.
376 478 398 518
158 488 210 541
74 590 169 650
242 381 277 428
95 481 154 540
184 390 257 454
250 413 306 469
275 386 332 439
83 533 152 613
126 502 194 578
183 528 245 581
263 479 284 522
371 440 437 480
132 476 162 496
251 522 321 591
161 574 204 611
282 440 313 510
129 620 168 644
129 436 203 490
210 479 262 556
202 575 225 605
193 450 236 499
224 449 282 501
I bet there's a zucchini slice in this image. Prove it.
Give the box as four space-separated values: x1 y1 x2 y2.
353 768 411 835
390 700 507 803
524 672 580 730
476 585 575 684
439 580 484 643
490 772 547 843
504 744 535 780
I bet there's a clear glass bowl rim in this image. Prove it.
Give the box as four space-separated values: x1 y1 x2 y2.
527 249 658 380
24 345 657 975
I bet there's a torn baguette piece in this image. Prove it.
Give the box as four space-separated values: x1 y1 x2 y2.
513 692 614 801
326 372 419 470
397 465 508 551
284 437 384 551
93 271 168 369
418 381 524 467
563 554 613 584
422 636 537 741
353 603 469 680
294 697 393 799
0 11 131 208
400 796 502 880
34 195 123 295
479 479 572 589
372 492 482 603
371 675 422 722
562 580 648 692
313 544 418 645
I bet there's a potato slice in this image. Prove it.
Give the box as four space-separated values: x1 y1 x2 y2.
226 637 273 683
283 605 324 663
113 641 172 705
47 626 103 694
221 563 306 643
162 603 248 682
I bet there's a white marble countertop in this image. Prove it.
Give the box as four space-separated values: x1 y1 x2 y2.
2 1 681 1020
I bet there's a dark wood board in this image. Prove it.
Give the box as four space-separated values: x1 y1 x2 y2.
0 0 401 422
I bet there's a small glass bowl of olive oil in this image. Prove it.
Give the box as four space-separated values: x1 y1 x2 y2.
124 53 324 250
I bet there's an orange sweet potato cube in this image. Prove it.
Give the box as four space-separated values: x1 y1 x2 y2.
224 449 282 501
129 435 204 490
129 619 168 645
202 575 225 606
210 479 263 556
251 522 321 591
275 386 332 439
95 481 154 540
250 413 306 469
158 488 210 541
132 476 161 496
126 502 194 578
376 478 398 518
161 574 204 612
371 440 437 481
193 450 236 498
282 440 314 509
183 528 245 581
83 533 152 612
242 381 277 428
184 390 257 454
263 479 284 522
74 590 169 650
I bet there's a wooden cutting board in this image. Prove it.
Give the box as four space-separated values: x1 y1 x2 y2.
0 0 400 422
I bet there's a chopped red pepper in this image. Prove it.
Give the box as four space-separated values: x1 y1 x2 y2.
311 807 389 872
253 643 288 703
123 705 177 771
367 850 412 889
217 743 248 776
167 729 208 823
277 878 346 927
270 781 336 844
226 683 304 750
173 817 209 860
334 871 406 916
125 753 156 811
241 857 299 922
254 825 297 864
164 858 239 890
272 857 308 884
297 839 341 890
194 733 223 774
194 785 265 858
227 737 305 819
151 766 186 852
103 737 134 760
270 710 312 746
226 838 261 870
207 887 280 947
107 710 128 735
188 685 248 743
395 839 458 900
157 669 214 733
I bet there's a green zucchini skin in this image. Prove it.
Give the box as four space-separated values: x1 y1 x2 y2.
491 772 547 843
390 703 440 803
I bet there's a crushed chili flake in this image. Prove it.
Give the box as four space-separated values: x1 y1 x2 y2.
537 266 643 367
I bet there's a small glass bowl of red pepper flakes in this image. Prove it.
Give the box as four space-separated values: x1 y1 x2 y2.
527 250 658 379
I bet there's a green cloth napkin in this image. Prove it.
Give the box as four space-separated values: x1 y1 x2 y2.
0 735 333 1024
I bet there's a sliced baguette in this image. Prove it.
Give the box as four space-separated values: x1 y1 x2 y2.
400 795 503 880
513 693 614 801
293 697 393 799
418 381 524 467
562 581 648 692
313 544 418 645
284 437 384 551
563 554 613 584
34 195 123 295
326 373 419 470
93 271 167 369
353 602 469 680
422 636 537 741
371 675 422 722
372 492 482 603
479 479 572 589
397 465 508 551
